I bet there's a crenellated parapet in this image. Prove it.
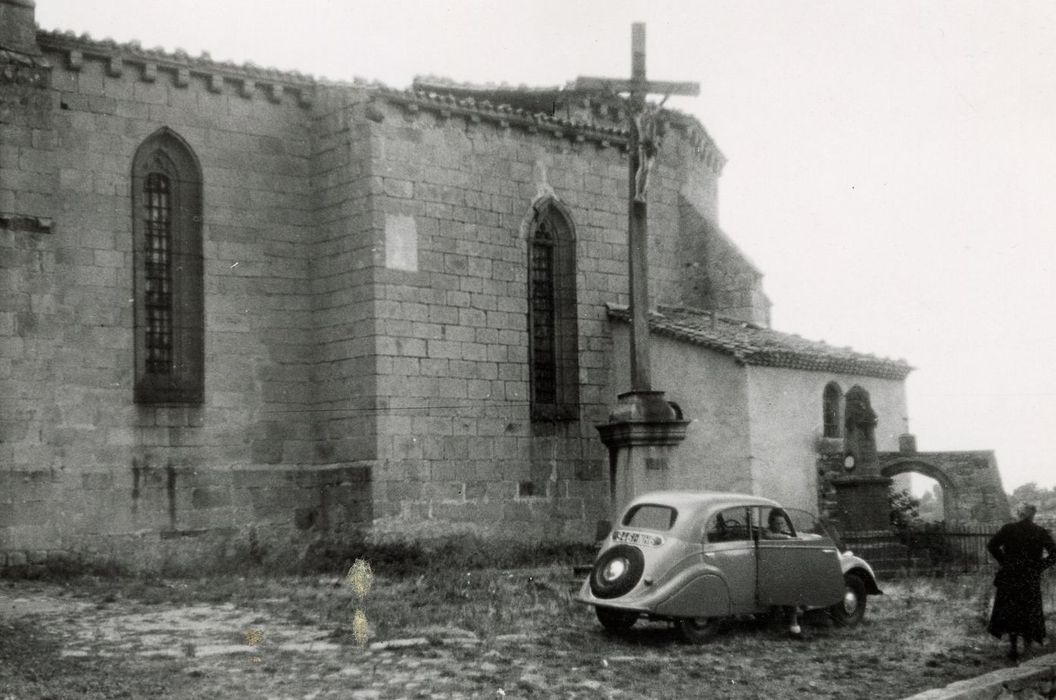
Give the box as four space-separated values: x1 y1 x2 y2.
36 29 316 107
26 22 727 176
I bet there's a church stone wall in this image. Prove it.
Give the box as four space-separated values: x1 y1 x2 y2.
0 5 790 570
308 88 380 469
0 33 371 572
362 100 632 539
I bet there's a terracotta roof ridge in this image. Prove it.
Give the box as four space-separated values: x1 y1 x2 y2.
413 75 572 94
376 85 630 140
403 79 725 172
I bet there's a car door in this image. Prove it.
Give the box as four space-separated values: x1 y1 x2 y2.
703 506 756 614
754 506 844 608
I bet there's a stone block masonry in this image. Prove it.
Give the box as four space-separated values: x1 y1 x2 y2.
0 5 750 570
0 465 372 574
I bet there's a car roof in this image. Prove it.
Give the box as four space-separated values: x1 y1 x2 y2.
625 490 782 513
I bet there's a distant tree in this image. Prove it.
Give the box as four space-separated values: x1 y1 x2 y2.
918 487 944 522
889 487 920 528
1010 482 1043 505
1007 482 1056 522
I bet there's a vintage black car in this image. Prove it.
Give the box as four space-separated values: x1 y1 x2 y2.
576 491 882 642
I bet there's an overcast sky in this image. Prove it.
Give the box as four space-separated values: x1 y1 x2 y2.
35 1 1056 493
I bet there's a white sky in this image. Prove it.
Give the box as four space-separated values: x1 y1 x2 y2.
34 1 1056 492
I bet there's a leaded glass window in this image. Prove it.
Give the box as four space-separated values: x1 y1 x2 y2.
530 220 556 405
132 129 204 404
527 201 579 421
144 173 174 375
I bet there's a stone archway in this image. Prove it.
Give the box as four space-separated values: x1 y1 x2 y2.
880 458 956 523
879 450 1010 526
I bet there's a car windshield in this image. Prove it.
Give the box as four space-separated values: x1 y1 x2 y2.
623 504 677 531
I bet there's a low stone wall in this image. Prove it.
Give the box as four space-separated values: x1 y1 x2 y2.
904 654 1056 699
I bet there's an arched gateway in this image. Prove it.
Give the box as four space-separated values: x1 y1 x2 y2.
878 449 1009 526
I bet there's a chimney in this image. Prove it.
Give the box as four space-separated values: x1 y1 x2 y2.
0 0 41 56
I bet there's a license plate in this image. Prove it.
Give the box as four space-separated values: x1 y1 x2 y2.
611 530 664 547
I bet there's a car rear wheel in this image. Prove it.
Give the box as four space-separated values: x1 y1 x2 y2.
676 616 720 644
830 573 867 627
595 606 638 633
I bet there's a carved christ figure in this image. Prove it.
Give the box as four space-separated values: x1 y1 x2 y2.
632 100 665 203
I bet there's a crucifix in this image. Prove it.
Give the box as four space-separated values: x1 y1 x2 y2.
576 24 699 394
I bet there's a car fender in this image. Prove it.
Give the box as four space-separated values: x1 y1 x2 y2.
653 573 731 619
575 556 728 616
839 553 883 595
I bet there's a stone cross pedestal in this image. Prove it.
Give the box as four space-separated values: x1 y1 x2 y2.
597 391 689 522
577 25 697 524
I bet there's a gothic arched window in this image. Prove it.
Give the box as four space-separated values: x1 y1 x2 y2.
822 381 843 438
528 201 579 421
132 129 204 404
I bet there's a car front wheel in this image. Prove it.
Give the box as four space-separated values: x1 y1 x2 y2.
676 616 720 644
830 573 867 627
596 606 638 633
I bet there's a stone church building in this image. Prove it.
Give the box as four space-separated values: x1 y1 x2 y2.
0 0 1008 571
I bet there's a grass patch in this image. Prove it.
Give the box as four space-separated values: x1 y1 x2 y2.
298 534 597 577
2 555 127 581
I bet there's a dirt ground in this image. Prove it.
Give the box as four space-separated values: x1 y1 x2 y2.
0 569 1040 699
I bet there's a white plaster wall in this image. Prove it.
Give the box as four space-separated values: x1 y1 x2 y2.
609 326 754 493
744 367 909 513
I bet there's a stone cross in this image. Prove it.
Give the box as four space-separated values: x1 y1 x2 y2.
576 24 699 392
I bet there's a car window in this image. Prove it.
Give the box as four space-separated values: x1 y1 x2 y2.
759 507 795 539
706 507 750 542
623 504 677 531
786 509 823 536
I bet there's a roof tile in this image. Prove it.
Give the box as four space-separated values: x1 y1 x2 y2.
608 304 913 380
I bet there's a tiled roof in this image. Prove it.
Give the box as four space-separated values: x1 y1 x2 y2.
608 304 913 380
375 83 629 148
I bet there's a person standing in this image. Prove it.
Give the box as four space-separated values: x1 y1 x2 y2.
987 504 1056 661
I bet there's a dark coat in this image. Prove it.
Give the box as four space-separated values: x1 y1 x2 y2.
987 519 1056 642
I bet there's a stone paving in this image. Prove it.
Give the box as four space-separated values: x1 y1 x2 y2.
0 580 1037 699
0 583 619 698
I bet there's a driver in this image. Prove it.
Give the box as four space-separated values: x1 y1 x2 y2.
764 509 794 540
